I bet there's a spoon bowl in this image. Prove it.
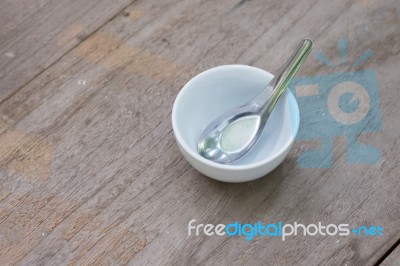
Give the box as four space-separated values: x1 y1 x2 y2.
172 65 300 182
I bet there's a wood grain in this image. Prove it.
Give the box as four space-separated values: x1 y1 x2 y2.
0 0 136 103
381 245 400 266
0 0 399 265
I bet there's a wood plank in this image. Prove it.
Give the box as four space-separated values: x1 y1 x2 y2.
381 244 400 266
0 0 399 265
0 0 136 103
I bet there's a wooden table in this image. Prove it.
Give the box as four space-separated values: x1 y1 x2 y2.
1 0 399 265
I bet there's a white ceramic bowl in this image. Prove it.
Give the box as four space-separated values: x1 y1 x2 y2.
172 65 299 182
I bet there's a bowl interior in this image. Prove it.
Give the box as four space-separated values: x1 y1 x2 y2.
173 65 299 167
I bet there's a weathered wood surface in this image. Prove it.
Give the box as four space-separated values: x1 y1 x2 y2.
382 245 400 266
0 0 135 103
0 0 399 265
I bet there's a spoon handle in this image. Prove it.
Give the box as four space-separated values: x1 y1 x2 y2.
262 39 313 118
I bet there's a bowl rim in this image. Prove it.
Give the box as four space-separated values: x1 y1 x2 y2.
172 64 299 171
